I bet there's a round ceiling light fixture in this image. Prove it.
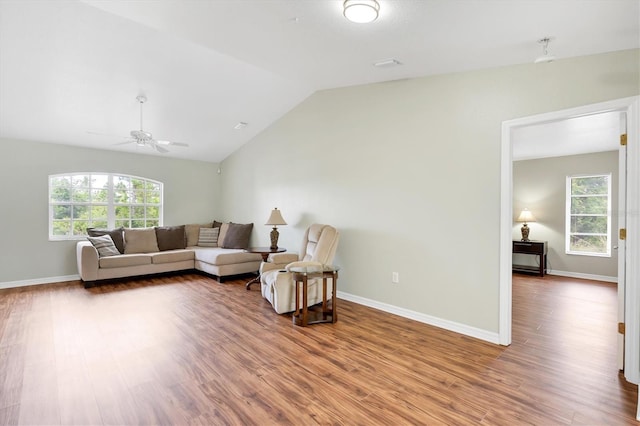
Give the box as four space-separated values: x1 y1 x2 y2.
343 0 380 23
534 37 556 64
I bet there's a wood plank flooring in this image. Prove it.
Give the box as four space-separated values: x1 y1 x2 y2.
0 272 637 425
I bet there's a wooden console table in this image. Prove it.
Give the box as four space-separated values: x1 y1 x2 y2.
512 240 547 277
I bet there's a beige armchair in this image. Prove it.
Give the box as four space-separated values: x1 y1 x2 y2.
260 224 340 314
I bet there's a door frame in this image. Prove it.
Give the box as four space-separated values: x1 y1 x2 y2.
499 96 640 385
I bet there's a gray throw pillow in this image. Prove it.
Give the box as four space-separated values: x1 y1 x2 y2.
155 225 186 251
221 223 253 249
87 234 120 257
87 227 125 253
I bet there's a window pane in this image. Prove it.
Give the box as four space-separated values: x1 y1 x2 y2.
131 220 145 228
91 205 107 219
73 221 89 236
72 175 90 188
570 216 607 234
114 189 129 204
72 189 90 203
146 206 159 218
571 176 609 195
570 235 608 253
571 196 608 214
114 176 130 189
72 205 88 219
92 174 109 189
52 221 71 236
132 206 145 219
146 220 159 227
51 177 72 202
53 205 71 220
115 206 130 218
132 190 145 204
147 191 161 204
146 181 160 191
91 189 108 202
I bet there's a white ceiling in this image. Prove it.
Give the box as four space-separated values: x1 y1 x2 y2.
0 0 638 163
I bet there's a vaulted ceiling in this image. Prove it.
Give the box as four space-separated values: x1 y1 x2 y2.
0 0 638 162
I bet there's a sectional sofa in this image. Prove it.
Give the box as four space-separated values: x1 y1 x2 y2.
76 222 262 287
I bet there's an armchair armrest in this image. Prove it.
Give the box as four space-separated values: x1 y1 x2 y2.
285 261 324 272
268 253 299 264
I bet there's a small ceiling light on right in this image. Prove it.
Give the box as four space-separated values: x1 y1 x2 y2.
534 37 556 64
343 0 380 23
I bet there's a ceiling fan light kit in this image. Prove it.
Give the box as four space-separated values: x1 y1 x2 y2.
534 37 556 64
343 0 380 23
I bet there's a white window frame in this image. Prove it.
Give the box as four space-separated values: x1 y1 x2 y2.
565 173 612 257
49 173 163 240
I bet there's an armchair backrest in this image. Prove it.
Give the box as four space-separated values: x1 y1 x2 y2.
300 224 339 265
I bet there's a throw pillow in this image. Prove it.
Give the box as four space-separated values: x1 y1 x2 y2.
185 222 213 247
155 225 186 251
221 222 253 249
124 228 160 254
87 227 125 254
197 227 220 247
87 234 120 257
213 220 223 228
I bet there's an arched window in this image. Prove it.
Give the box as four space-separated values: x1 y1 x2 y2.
49 173 163 240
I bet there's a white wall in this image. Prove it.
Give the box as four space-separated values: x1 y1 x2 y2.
220 49 639 336
513 151 619 279
0 139 220 285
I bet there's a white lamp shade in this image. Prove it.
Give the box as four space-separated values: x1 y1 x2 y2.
517 208 536 223
265 208 287 226
343 0 380 23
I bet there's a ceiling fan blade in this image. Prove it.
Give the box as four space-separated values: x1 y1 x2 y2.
154 144 169 154
156 140 188 147
113 140 135 146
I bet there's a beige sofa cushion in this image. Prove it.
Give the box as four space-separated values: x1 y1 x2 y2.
192 247 262 266
150 250 195 265
124 228 160 254
99 254 152 269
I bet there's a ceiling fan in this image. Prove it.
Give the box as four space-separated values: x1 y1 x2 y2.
91 95 189 153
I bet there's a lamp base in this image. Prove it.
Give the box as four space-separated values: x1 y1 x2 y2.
270 227 279 250
520 223 530 242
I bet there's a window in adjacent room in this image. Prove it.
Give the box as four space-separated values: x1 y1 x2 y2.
566 173 611 257
49 173 163 240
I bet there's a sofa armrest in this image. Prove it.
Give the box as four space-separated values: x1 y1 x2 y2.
77 241 99 281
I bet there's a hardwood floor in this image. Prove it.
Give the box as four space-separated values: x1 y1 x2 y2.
0 272 637 425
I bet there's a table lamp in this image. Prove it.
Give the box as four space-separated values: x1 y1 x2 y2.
517 208 536 242
265 208 287 249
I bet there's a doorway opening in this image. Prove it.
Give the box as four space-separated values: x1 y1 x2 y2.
499 96 640 386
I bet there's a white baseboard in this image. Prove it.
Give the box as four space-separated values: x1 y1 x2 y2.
547 270 617 283
336 290 501 345
0 274 80 290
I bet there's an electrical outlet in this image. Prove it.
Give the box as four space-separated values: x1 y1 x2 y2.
392 272 399 283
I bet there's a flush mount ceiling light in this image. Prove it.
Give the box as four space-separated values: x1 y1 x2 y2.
534 37 556 64
343 0 380 23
